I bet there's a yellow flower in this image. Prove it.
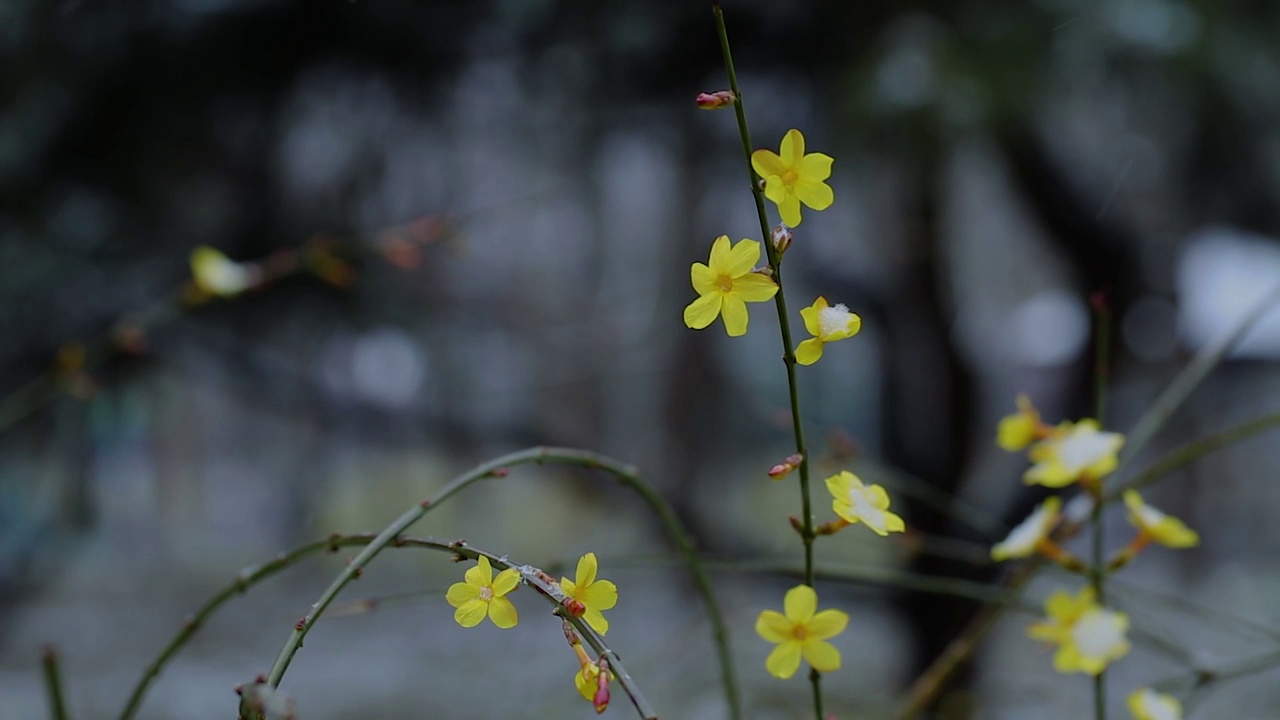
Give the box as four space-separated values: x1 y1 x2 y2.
190 246 251 297
824 471 905 536
445 556 520 629
560 552 618 635
1127 687 1183 720
997 394 1042 451
1123 490 1200 548
991 496 1062 561
755 585 848 679
1024 420 1124 488
795 296 862 365
751 129 834 227
683 236 779 337
1028 586 1130 675
573 663 613 704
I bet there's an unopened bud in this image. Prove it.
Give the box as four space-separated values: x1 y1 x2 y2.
564 597 587 617
771 224 793 255
695 90 736 110
767 453 804 480
593 658 611 713
788 515 805 535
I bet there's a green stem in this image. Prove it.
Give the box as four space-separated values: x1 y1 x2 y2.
1090 299 1111 720
712 2 820 717
42 646 69 720
119 447 735 720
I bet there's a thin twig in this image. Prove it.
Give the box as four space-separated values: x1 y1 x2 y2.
120 447 733 720
42 646 70 720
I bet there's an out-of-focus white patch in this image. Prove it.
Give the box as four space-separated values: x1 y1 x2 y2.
351 327 428 408
1177 227 1280 359
1009 289 1090 366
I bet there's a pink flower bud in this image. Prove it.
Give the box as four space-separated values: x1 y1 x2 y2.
695 90 737 110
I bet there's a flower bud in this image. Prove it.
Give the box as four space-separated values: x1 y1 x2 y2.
592 658 611 713
771 224 793 255
767 453 804 480
695 90 736 110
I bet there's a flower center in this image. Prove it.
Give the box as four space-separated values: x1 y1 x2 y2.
479 586 494 602
781 169 799 185
1071 609 1125 659
790 624 808 641
817 304 853 338
849 488 886 533
1057 427 1116 472
715 274 734 293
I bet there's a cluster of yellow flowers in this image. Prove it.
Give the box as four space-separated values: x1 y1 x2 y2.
682 129 859 368
994 395 1199 718
444 553 618 709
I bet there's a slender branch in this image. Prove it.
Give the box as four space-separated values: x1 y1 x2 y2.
120 447 734 720
1090 297 1112 720
42 646 70 720
712 2 822 717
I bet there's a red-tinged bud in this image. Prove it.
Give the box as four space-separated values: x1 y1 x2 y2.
564 597 587 617
593 659 611 713
772 224 793 255
489 467 509 478
695 90 736 110
768 453 804 480
788 515 805 535
562 619 581 647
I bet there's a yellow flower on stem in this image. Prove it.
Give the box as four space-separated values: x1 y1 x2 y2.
1024 420 1125 488
560 552 618 635
190 246 252 297
1127 687 1183 720
1028 586 1130 675
683 236 779 337
795 296 862 366
991 496 1062 561
445 555 520 629
755 585 848 679
751 129 834 227
997 394 1044 451
824 470 905 536
1123 490 1200 549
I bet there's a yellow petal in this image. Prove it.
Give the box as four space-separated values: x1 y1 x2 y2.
755 610 792 643
723 239 760 277
765 641 803 679
560 577 576 595
797 152 834 181
794 179 834 212
823 471 852 500
752 149 785 179
867 484 891 510
491 567 520 596
584 607 609 635
574 667 595 701
488 596 519 629
691 262 717 295
720 294 749 336
445 582 479 608
582 579 618 611
883 511 906 534
731 272 779 302
783 584 817 623
454 599 487 628
575 553 599 588
465 556 492 587
778 191 802 227
780 129 805 167
763 175 787 204
801 297 827 336
801 639 841 673
795 338 824 365
683 293 723 330
707 235 733 274
805 609 849 640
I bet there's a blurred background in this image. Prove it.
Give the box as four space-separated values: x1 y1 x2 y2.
3 0 1280 718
